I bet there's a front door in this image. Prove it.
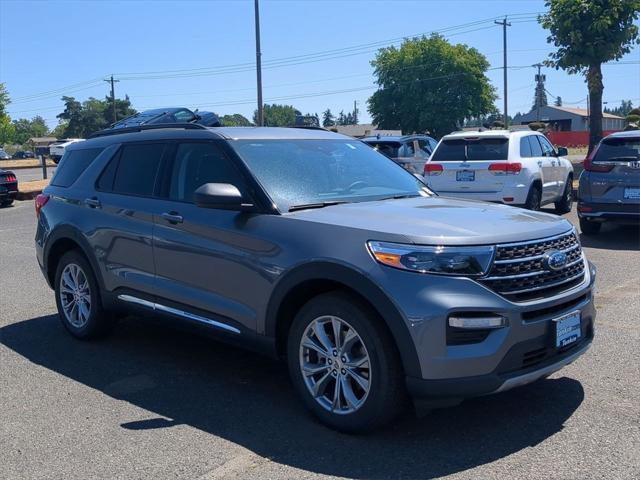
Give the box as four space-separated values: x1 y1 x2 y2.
151 141 267 333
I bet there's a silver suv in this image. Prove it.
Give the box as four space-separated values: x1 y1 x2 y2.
35 125 596 432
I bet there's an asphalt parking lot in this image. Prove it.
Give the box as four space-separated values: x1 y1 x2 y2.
1 200 638 480
11 166 56 183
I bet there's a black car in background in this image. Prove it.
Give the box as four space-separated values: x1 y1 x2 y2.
111 107 221 129
12 150 35 159
0 169 18 207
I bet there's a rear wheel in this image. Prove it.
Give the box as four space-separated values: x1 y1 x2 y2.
54 250 114 339
579 217 602 235
555 176 573 214
524 184 541 211
0 199 13 207
287 292 406 433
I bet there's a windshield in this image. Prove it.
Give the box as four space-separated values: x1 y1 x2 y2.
432 138 509 161
231 139 431 212
594 137 640 161
364 141 402 159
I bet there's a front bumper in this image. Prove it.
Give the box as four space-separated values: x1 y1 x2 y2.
368 256 596 399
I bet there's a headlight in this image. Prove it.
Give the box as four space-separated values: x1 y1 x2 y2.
367 241 495 276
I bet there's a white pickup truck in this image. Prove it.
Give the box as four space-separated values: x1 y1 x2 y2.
423 130 574 212
49 138 85 164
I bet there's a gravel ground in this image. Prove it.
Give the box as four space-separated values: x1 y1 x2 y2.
0 199 638 480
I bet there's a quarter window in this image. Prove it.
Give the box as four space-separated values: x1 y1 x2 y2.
537 136 556 157
51 148 103 187
111 143 166 196
168 142 245 203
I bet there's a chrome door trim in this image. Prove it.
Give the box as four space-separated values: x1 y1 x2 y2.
117 294 241 334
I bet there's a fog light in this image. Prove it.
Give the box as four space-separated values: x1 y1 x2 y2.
449 315 507 329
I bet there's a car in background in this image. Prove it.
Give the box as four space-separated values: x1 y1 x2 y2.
111 107 220 129
12 150 35 159
362 134 438 175
49 139 85 163
424 130 573 212
0 168 18 207
577 130 640 234
0 149 10 160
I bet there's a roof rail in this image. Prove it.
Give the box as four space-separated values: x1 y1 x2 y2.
88 123 209 139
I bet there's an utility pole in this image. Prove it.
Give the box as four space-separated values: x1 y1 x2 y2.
533 63 544 122
495 17 511 127
104 75 119 124
353 100 358 124
254 0 264 126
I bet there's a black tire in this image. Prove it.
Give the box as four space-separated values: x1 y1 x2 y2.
54 250 115 339
579 217 602 235
524 184 542 211
555 176 573 214
287 292 406 433
0 200 13 207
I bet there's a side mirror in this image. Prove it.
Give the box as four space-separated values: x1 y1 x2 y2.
194 183 251 211
557 146 568 157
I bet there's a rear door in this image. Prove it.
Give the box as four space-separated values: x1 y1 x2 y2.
535 135 562 200
427 136 510 193
589 135 640 206
91 141 169 298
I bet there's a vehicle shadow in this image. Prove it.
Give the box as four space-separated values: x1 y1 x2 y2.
1 315 585 479
578 223 640 251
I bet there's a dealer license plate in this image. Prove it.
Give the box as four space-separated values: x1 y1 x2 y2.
456 170 475 182
554 310 581 348
623 188 640 200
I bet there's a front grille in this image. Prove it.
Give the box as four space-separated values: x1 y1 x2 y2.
480 230 586 302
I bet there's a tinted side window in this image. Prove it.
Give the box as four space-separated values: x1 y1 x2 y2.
417 140 432 158
168 142 245 203
174 110 196 123
112 143 166 196
537 136 556 157
520 137 532 158
51 148 103 187
529 136 544 157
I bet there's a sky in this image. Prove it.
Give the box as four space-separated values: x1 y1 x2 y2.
1 0 639 130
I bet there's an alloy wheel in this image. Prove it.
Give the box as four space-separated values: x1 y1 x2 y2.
59 263 92 328
299 315 371 415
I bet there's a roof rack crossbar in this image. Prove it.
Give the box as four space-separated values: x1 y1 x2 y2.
88 123 209 139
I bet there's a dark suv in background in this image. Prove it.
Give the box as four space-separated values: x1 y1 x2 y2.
35 124 595 432
362 134 438 175
578 131 640 234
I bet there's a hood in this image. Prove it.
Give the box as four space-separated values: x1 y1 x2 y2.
286 196 573 246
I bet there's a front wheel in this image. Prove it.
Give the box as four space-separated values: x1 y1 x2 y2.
287 292 406 433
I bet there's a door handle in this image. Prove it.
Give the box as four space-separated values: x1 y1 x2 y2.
84 197 101 209
161 212 183 224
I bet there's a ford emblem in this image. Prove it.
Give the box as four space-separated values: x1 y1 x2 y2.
543 250 568 271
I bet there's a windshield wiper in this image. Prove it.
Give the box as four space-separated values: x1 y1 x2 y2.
378 194 422 201
288 200 349 212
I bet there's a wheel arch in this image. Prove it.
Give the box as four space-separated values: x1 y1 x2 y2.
45 226 105 294
265 261 422 378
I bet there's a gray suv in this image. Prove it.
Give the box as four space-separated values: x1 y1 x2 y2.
578 131 640 234
35 124 596 432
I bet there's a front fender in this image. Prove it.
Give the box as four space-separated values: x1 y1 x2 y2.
265 261 422 378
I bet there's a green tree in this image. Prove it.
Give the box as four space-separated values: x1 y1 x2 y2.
554 96 563 107
533 82 548 110
50 121 68 139
0 83 14 146
540 0 640 151
322 109 335 127
368 34 496 137
254 104 297 126
220 113 253 126
12 116 49 145
106 95 137 125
